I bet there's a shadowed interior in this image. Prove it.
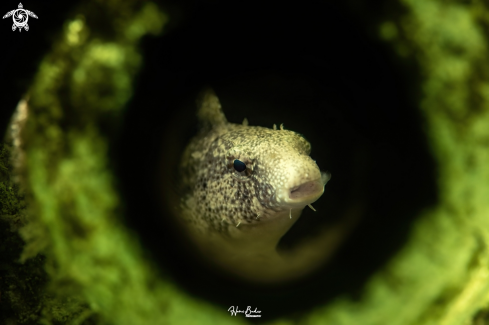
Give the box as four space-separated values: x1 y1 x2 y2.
119 0 438 320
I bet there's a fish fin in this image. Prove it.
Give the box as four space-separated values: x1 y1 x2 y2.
196 87 228 131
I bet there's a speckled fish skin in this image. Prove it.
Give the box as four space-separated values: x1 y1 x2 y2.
179 88 329 234
176 88 332 283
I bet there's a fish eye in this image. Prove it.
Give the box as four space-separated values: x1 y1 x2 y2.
233 159 247 172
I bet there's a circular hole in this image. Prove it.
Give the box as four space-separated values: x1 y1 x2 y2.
118 1 438 320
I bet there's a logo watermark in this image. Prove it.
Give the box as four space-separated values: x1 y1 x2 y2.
3 3 38 32
228 306 262 318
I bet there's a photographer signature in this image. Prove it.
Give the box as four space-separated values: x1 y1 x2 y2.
228 306 262 317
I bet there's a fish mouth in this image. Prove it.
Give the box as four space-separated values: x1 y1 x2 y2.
286 172 331 206
289 179 324 200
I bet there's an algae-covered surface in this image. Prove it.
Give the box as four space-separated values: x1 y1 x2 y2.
301 1 489 324
2 1 240 324
1 0 489 324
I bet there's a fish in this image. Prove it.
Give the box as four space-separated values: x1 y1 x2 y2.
176 88 332 283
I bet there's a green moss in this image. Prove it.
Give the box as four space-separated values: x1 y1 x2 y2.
3 0 489 324
292 1 489 325
9 1 240 324
0 142 48 324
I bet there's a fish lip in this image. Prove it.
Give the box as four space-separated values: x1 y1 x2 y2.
285 178 325 206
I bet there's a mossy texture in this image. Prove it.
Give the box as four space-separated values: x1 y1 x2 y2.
300 1 489 325
7 1 239 324
0 142 48 324
1 0 488 324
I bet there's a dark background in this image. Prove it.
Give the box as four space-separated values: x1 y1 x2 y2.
120 0 438 321
0 1 69 133
1 0 438 321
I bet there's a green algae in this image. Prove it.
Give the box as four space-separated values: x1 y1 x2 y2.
294 1 489 325
1 0 488 324
3 1 239 324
